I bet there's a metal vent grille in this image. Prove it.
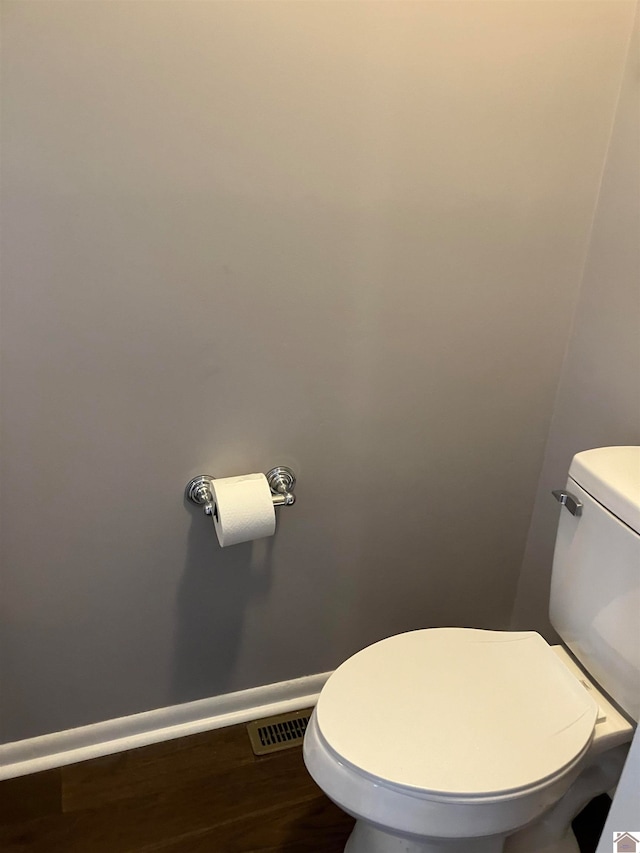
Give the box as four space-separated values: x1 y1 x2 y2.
247 709 311 755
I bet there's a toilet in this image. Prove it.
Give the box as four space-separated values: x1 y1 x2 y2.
303 446 639 853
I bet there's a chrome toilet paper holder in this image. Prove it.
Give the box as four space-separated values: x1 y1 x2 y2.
185 467 296 516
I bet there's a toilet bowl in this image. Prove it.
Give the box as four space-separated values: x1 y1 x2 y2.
303 629 634 853
303 447 640 853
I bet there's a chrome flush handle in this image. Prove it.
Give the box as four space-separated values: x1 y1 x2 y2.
552 490 583 517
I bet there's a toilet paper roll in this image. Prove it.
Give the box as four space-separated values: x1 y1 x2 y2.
210 473 276 547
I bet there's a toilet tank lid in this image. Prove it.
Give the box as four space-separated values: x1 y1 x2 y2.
569 447 640 534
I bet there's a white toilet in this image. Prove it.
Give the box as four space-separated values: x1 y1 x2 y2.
303 446 639 853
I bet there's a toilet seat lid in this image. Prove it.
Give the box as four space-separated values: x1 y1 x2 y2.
315 629 598 798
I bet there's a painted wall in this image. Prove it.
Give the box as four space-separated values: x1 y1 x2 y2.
1 1 635 742
512 7 640 636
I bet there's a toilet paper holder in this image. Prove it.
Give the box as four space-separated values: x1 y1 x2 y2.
185 467 296 516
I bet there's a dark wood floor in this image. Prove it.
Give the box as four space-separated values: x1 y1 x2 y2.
0 710 355 852
0 712 609 853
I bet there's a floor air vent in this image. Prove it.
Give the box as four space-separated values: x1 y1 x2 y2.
247 709 311 756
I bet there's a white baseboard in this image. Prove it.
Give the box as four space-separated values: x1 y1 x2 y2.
0 672 331 781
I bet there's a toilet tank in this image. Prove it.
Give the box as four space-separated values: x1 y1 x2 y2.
549 446 640 721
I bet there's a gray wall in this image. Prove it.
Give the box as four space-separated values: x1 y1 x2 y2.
0 1 635 742
512 7 640 636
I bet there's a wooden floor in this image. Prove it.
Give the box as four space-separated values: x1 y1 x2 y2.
0 713 609 853
0 711 355 852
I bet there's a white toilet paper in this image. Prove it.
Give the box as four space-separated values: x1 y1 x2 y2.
210 473 276 547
